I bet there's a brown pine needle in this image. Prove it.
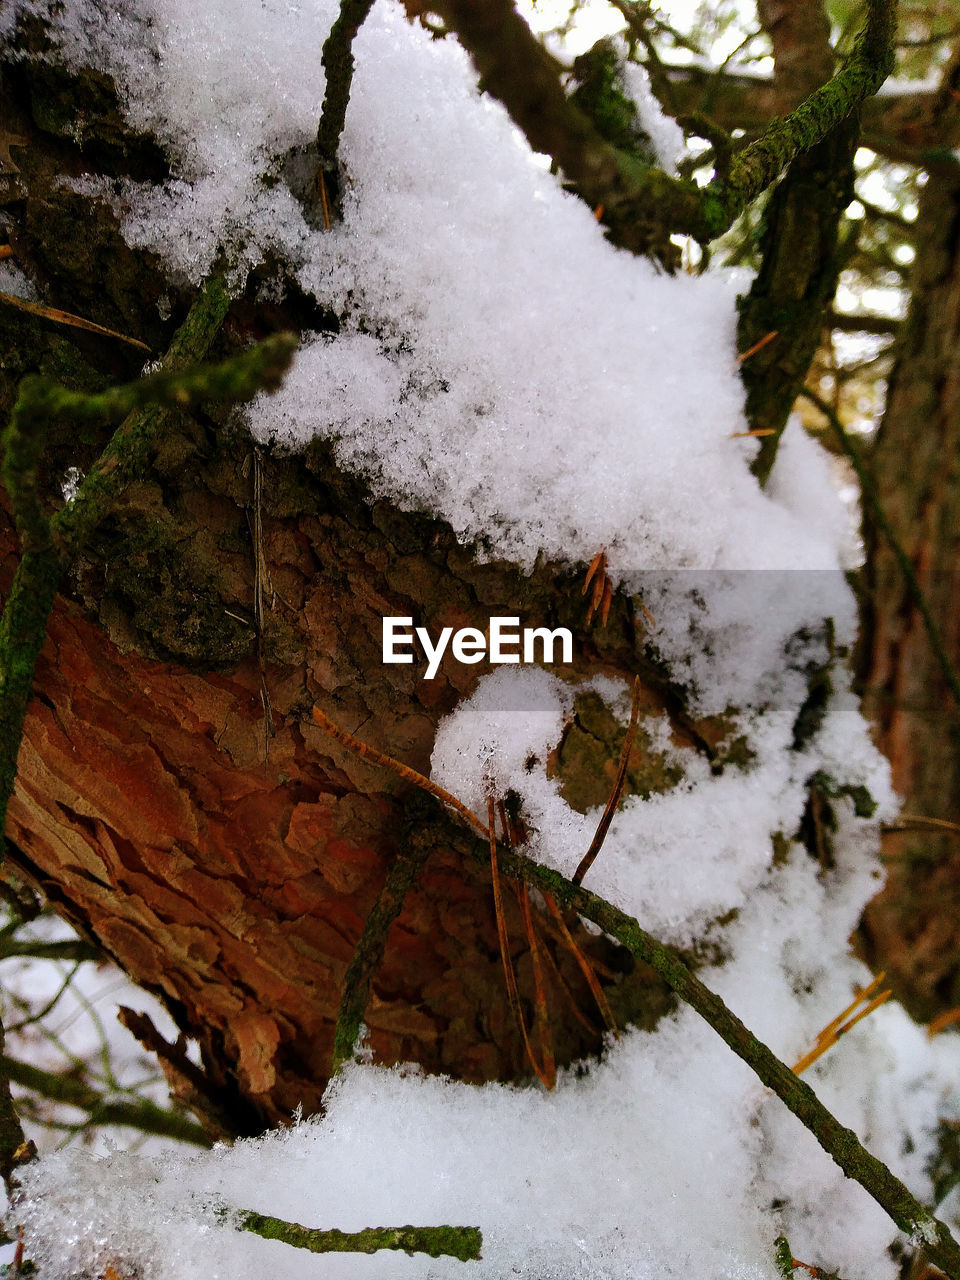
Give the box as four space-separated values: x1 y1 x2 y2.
594 203 604 221
730 428 777 438
515 881 556 1087
542 890 619 1038
538 939 599 1036
0 245 13 261
791 1260 821 1278
583 549 613 626
884 815 960 839
312 704 489 837
573 676 642 885
582 548 605 594
638 598 656 629
317 169 332 231
927 1006 960 1038
0 290 151 352
589 564 606 611
736 329 778 363
812 972 887 1046
488 797 555 1089
792 974 891 1074
499 800 554 1082
599 576 613 627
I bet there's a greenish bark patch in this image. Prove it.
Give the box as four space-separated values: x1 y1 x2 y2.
551 689 684 813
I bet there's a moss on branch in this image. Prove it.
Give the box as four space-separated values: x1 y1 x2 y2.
332 809 436 1072
434 0 897 261
394 801 960 1278
0 1053 210 1147
317 0 377 185
236 1211 482 1261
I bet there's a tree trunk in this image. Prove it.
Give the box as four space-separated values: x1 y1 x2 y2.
0 48 699 1137
857 51 960 1022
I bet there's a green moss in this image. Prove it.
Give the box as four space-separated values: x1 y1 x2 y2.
551 689 684 813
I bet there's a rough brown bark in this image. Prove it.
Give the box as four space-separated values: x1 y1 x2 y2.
857 49 960 1021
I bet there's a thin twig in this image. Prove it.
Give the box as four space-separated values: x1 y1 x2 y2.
235 1211 482 1261
316 0 377 200
330 822 435 1073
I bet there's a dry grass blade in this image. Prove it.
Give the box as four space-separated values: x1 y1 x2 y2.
488 797 555 1089
312 705 489 837
573 675 642 885
0 290 151 352
730 427 776 438
542 891 618 1038
792 973 891 1074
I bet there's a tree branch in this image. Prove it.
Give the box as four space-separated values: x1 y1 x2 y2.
0 1053 210 1146
331 811 435 1073
432 0 897 259
737 0 858 482
235 1211 482 1260
317 0 377 183
378 795 960 1278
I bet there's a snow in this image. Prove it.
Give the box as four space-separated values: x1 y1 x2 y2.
5 1 960 1279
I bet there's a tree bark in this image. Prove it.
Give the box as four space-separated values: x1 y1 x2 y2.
0 46 700 1137
857 49 960 1021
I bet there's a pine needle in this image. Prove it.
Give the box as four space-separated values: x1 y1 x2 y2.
542 891 619 1038
488 797 555 1088
312 705 489 837
792 974 891 1074
736 330 778 363
927 1007 960 1038
573 676 642 885
0 290 151 352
